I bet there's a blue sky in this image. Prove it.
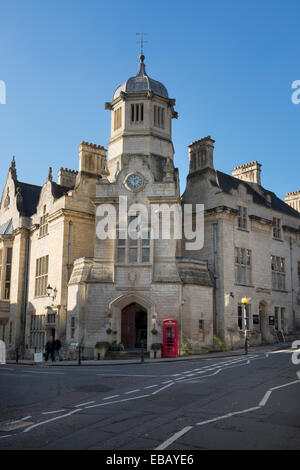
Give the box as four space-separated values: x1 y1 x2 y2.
0 0 299 199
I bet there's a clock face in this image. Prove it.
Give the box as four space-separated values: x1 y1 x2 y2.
125 173 144 191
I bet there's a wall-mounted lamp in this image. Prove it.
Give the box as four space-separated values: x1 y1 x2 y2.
230 292 234 298
46 284 57 302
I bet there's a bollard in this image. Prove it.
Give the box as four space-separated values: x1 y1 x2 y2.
245 334 248 355
78 344 81 365
141 341 144 363
16 348 19 364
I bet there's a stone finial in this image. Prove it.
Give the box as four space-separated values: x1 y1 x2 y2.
9 155 17 180
47 167 53 182
99 160 110 183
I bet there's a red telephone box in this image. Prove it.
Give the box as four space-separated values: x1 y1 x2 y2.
163 319 178 357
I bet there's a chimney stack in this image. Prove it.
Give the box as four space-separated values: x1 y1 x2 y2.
58 168 78 188
188 136 215 174
232 161 262 185
284 190 300 212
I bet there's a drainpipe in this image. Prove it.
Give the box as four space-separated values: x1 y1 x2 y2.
290 236 296 333
67 221 73 282
212 221 218 336
21 232 30 357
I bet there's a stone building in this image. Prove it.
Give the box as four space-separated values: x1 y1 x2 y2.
0 54 299 359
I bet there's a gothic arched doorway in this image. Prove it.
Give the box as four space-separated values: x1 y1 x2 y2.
121 303 147 349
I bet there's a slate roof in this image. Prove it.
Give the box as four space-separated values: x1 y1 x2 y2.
17 182 42 217
16 181 70 217
0 218 13 235
213 170 300 219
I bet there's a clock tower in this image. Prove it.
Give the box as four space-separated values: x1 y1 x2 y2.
104 53 178 181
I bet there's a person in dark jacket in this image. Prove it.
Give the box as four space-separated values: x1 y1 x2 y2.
45 336 55 362
53 338 63 361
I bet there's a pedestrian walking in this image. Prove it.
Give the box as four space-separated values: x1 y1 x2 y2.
53 337 63 361
45 336 55 362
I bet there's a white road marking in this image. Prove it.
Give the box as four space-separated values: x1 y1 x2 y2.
196 406 261 426
0 434 16 439
42 410 66 415
155 426 193 450
151 382 174 395
259 390 272 407
85 394 150 409
125 389 140 394
96 374 172 377
102 396 120 401
144 384 158 389
4 416 32 424
162 380 173 384
155 370 300 450
22 370 64 375
0 373 29 377
75 401 96 407
270 379 300 391
23 409 82 433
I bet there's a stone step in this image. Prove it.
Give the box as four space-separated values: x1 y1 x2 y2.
106 350 150 360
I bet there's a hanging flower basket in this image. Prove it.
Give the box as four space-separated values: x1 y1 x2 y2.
151 328 158 335
106 328 112 335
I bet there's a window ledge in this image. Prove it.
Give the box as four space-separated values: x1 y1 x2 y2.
272 288 288 293
272 237 283 242
236 227 249 233
234 283 255 288
38 234 49 240
116 263 152 267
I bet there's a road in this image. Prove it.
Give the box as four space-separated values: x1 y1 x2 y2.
0 347 299 450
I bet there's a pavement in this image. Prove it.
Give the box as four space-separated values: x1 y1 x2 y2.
6 343 291 366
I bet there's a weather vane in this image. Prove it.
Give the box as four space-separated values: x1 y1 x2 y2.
136 32 148 55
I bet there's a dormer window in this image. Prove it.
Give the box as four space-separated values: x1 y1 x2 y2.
114 107 122 130
273 217 281 239
154 105 165 129
131 104 144 123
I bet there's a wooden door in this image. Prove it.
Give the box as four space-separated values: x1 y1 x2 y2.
121 303 136 348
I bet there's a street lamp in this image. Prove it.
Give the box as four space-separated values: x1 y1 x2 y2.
241 297 249 355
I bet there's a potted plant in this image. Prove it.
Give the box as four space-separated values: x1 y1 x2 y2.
150 343 162 359
106 327 112 335
151 327 158 335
